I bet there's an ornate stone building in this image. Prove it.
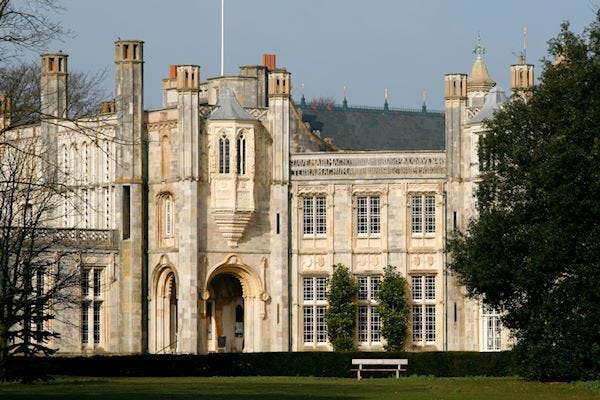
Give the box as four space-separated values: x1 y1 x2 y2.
4 39 533 354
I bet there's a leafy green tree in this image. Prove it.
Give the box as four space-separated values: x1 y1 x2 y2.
376 265 410 351
325 263 358 351
449 13 600 381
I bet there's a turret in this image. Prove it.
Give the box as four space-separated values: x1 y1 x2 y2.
511 27 535 100
175 65 200 180
40 52 68 119
268 68 291 99
114 39 147 354
467 36 495 109
40 52 68 182
444 73 467 180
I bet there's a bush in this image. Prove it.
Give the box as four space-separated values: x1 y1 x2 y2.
12 351 516 378
325 264 359 351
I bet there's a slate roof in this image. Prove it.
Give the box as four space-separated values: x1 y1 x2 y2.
297 103 445 151
208 88 256 121
468 86 507 124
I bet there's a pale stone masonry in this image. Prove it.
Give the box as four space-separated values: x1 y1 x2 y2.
2 39 531 354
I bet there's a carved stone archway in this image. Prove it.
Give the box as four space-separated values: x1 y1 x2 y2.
201 254 270 353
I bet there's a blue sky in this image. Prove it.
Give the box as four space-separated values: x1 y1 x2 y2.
45 0 595 110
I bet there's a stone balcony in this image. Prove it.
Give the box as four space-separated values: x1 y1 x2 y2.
28 228 119 250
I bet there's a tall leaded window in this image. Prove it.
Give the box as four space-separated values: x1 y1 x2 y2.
412 275 436 344
82 189 89 228
103 140 111 182
82 142 89 183
357 275 381 344
219 134 230 173
357 196 380 236
104 187 111 229
62 144 69 177
165 196 173 237
303 276 328 345
482 305 502 351
411 194 436 235
303 196 326 236
81 267 104 347
236 133 246 175
31 269 45 343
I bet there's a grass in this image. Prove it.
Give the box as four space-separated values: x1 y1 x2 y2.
1 376 600 400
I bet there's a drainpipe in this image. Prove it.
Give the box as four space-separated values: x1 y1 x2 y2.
443 190 448 351
287 189 293 352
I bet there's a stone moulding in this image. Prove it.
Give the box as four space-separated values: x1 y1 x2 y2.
210 209 254 247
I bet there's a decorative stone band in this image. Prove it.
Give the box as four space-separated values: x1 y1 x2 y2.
291 151 446 180
20 228 118 249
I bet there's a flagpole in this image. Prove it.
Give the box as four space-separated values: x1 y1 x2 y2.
221 0 224 76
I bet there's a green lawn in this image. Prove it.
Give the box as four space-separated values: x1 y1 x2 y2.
1 376 599 400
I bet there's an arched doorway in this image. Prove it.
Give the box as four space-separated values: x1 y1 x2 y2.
154 268 178 353
203 254 269 353
208 274 244 352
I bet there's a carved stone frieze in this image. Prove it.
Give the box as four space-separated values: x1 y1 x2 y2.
290 152 446 180
300 254 327 270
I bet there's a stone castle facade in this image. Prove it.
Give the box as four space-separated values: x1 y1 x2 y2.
4 39 534 355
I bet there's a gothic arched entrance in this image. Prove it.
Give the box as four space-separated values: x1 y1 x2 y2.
208 274 244 352
203 254 269 353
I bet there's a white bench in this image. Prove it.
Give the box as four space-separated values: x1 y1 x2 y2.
351 358 408 380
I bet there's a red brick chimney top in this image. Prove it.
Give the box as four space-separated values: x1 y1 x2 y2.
262 54 276 70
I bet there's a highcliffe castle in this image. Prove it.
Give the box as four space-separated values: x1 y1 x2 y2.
3 39 533 354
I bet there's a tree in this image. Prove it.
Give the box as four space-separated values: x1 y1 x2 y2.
0 0 66 62
376 265 409 351
448 13 600 381
0 143 79 382
325 264 358 351
0 61 108 128
0 0 108 382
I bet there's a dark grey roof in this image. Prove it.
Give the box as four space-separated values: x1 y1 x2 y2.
208 88 256 121
468 86 507 124
298 104 445 151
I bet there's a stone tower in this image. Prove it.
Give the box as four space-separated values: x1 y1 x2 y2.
40 52 68 120
40 52 68 182
444 73 467 180
266 66 291 351
510 62 534 99
114 39 147 353
175 64 201 353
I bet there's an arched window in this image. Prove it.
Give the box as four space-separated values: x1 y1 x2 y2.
219 134 230 173
236 133 246 175
157 193 175 247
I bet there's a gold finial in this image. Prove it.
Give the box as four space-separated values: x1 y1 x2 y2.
301 82 305 96
422 90 426 102
384 88 389 100
343 85 346 97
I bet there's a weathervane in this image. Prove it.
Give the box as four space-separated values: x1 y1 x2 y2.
512 27 528 64
473 32 486 60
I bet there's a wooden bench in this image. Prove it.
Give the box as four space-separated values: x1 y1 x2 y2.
351 358 408 380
